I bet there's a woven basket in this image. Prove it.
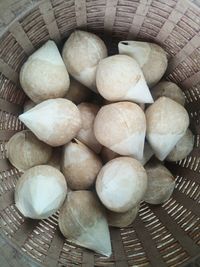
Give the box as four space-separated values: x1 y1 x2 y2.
0 0 200 266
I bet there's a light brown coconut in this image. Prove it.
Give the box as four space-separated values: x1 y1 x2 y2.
107 205 139 228
94 102 146 160
20 40 70 103
15 165 67 219
62 30 107 92
166 129 194 162
151 81 185 106
65 77 91 105
58 190 111 256
96 55 153 103
6 130 52 171
146 97 189 161
118 41 168 87
96 157 147 212
19 98 82 146
144 160 175 205
61 139 102 190
77 103 102 153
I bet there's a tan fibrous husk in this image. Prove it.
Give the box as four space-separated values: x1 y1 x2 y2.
118 41 168 87
23 99 35 112
77 102 102 153
144 160 175 205
58 190 112 257
96 55 153 103
94 102 146 160
151 81 185 106
20 40 70 103
62 30 107 92
166 128 194 162
19 98 82 147
96 157 147 212
61 139 102 190
15 165 67 219
145 97 189 161
106 204 139 228
65 77 92 105
7 130 52 171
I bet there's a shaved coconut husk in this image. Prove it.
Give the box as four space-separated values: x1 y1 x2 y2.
23 99 35 112
151 81 185 106
146 97 189 161
77 103 102 153
144 160 175 205
19 98 82 146
47 147 62 170
15 165 67 219
107 205 139 228
118 41 168 87
96 157 147 212
58 191 111 257
100 147 119 164
166 129 194 162
96 55 153 103
7 130 52 171
20 40 70 103
62 31 107 92
65 77 91 105
61 139 102 190
94 102 146 160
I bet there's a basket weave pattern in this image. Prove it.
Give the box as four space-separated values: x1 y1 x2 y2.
0 0 200 266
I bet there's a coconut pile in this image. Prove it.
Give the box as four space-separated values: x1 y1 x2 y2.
6 31 194 257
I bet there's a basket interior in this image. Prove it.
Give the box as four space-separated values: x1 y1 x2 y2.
0 0 200 266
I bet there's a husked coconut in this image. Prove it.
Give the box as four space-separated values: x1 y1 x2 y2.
19 98 82 146
20 40 70 103
58 190 111 256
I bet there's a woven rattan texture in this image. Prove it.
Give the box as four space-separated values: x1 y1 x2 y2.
0 0 200 266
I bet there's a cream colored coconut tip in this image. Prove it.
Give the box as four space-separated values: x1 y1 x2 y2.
118 41 168 87
96 157 147 212
62 30 107 92
144 160 175 205
77 102 102 153
58 190 112 257
15 165 67 219
20 40 70 103
96 54 153 103
94 102 146 160
151 81 185 106
19 98 82 147
61 139 102 190
146 96 189 161
7 130 52 171
166 128 194 162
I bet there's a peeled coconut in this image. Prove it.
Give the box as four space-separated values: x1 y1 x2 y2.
100 147 119 164
15 165 67 219
118 41 168 87
65 77 91 105
144 160 175 205
6 130 52 171
96 55 153 103
20 40 70 103
146 97 189 161
151 81 185 106
139 142 154 166
77 103 102 153
107 205 139 228
58 190 111 256
61 139 102 190
23 99 35 112
62 30 107 92
96 157 147 212
94 102 146 160
19 98 82 146
47 147 62 170
166 129 194 162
